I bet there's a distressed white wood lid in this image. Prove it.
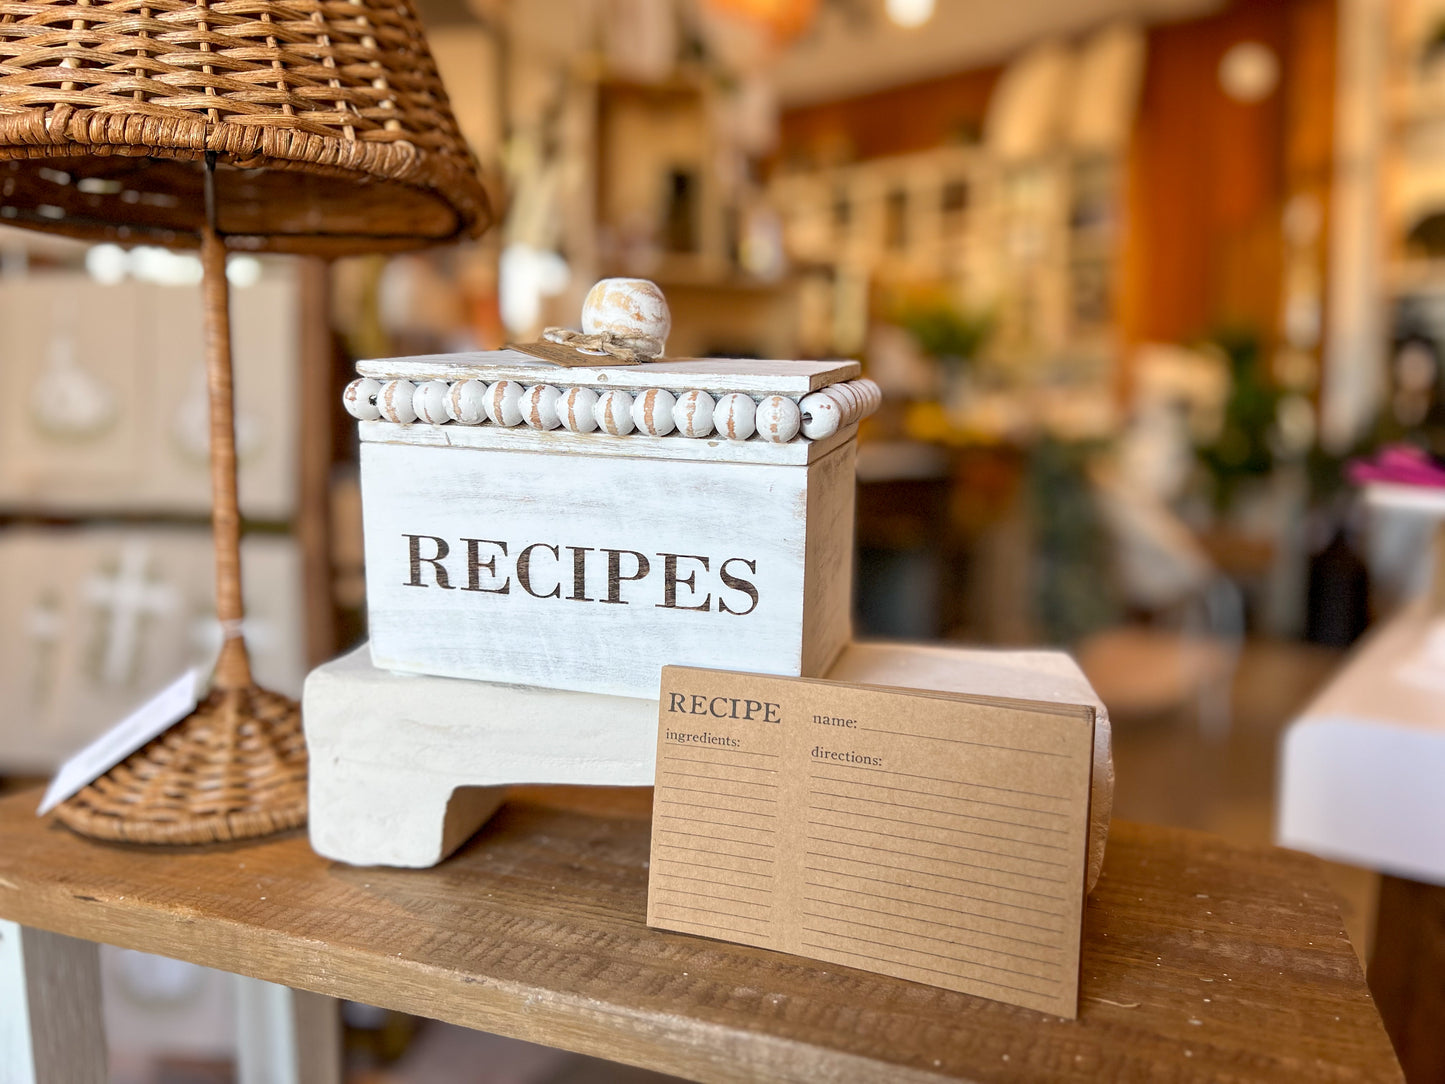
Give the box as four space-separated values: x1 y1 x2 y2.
355 351 859 395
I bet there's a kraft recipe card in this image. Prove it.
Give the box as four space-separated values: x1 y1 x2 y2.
646 666 1097 1017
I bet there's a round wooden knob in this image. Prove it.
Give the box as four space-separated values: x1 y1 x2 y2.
377 380 418 424
522 384 562 430
673 390 715 438
581 278 671 358
485 380 525 427
343 377 382 421
713 393 756 441
755 395 802 443
632 388 677 436
595 389 636 435
559 386 600 432
447 379 488 425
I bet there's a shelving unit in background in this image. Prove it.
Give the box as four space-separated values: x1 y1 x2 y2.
765 19 1140 385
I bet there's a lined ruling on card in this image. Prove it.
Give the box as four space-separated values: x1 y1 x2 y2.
647 667 1096 1018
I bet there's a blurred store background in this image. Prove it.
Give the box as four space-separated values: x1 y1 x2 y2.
4 0 1445 1080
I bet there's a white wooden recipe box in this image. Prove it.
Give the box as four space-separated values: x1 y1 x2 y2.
348 351 878 698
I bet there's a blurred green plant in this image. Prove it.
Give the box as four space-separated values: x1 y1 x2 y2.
1194 327 1281 512
898 301 995 368
1027 436 1121 644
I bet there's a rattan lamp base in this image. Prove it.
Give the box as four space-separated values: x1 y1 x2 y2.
54 684 307 846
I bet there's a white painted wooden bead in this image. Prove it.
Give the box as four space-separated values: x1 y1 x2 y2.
799 390 842 439
377 380 418 424
830 382 861 420
631 388 676 436
581 277 671 357
558 386 600 432
343 377 382 421
672 389 714 438
754 395 802 444
521 384 562 430
446 379 488 425
413 380 452 425
484 380 524 427
713 393 756 441
855 386 878 417
595 389 636 435
861 379 883 413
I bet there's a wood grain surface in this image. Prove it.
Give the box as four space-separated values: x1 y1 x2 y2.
0 789 1401 1083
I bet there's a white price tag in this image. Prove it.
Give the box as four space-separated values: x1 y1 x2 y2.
38 669 201 816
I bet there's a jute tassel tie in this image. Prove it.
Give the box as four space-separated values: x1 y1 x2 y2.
542 326 656 364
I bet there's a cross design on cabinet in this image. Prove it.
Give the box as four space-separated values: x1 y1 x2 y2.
83 542 179 689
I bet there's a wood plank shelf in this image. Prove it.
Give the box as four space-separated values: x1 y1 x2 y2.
0 788 1402 1083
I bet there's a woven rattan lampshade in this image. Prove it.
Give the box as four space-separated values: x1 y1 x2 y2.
0 0 490 252
0 0 492 843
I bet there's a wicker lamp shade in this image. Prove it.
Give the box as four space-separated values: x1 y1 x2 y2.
0 0 494 844
0 0 491 252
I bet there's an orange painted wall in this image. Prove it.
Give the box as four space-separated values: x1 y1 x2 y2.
1118 0 1335 353
774 0 1337 368
777 65 1001 166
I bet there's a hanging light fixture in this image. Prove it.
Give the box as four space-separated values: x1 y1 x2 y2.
705 0 821 44
886 0 936 28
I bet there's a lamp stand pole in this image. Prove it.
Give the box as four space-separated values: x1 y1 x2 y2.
201 153 253 692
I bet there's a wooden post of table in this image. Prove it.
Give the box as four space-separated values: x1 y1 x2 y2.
297 256 337 668
235 976 342 1084
0 920 106 1084
1368 875 1445 1084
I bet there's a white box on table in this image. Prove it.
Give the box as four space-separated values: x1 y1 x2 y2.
355 352 864 698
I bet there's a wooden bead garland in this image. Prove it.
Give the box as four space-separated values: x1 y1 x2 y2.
673 390 714 437
522 384 562 430
413 380 451 425
799 378 881 439
344 377 382 421
595 389 635 436
713 393 756 441
632 388 676 437
560 387 600 432
346 375 883 445
755 395 802 444
798 390 842 439
378 379 418 424
447 379 488 425
485 380 524 427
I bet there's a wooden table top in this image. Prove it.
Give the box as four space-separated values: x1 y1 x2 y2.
0 787 1401 1083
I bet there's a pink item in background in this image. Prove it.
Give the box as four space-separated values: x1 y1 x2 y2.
1348 444 1445 489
